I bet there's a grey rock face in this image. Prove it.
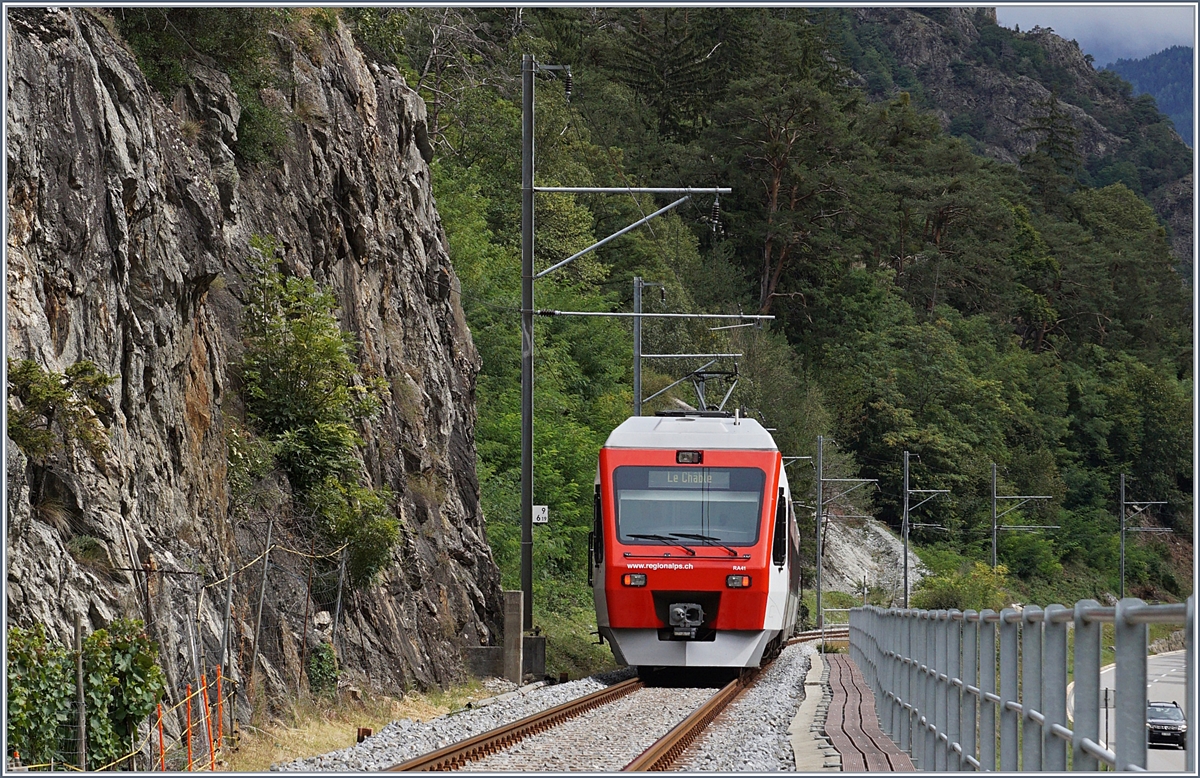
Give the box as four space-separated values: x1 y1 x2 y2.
854 8 1123 165
5 6 502 713
852 8 1191 272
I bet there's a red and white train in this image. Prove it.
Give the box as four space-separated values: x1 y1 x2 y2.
590 411 800 669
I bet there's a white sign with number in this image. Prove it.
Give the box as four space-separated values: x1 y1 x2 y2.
533 505 549 524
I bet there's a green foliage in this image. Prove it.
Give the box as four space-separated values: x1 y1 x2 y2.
112 8 287 163
307 642 339 695
6 624 73 766
306 478 399 587
226 422 278 505
7 359 115 462
341 7 1191 657
7 620 165 770
911 562 1011 612
239 236 396 588
1106 46 1193 147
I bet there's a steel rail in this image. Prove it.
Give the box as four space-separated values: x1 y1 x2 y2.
622 672 753 771
624 628 839 772
389 678 642 771
393 628 832 772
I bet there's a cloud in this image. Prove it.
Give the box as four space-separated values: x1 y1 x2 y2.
995 6 1195 65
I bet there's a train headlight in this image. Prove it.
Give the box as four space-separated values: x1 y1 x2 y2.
676 450 703 464
726 575 751 588
622 573 647 587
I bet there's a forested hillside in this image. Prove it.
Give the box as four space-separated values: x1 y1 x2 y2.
1107 46 1194 148
346 7 1191 664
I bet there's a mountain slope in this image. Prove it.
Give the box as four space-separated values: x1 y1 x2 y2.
842 8 1192 276
1107 46 1193 147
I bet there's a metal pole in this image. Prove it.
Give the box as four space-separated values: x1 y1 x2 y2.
332 547 347 651
298 536 315 694
1114 598 1148 770
815 435 824 629
903 451 910 608
520 53 535 631
1072 600 1101 771
633 276 642 416
218 567 234 680
991 463 998 568
247 517 273 691
1119 473 1126 599
75 612 86 771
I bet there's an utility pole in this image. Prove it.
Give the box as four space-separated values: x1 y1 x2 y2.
902 451 948 608
1118 473 1168 599
990 462 1054 568
814 436 875 628
633 276 642 416
815 436 824 629
520 53 535 630
520 54 733 630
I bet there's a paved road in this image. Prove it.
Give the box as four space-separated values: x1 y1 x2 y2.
1068 651 1188 771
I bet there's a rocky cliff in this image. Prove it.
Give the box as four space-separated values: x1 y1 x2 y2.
6 6 503 714
850 7 1193 275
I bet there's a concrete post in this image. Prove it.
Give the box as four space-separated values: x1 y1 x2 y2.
504 591 525 684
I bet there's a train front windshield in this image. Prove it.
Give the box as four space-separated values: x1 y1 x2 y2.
613 466 765 545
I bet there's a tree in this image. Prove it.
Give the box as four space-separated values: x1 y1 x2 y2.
238 237 396 587
1019 93 1083 212
7 359 114 462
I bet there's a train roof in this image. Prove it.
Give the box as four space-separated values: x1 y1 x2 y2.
603 413 779 451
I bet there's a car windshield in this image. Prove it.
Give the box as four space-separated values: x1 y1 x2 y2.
613 466 765 546
1149 706 1185 721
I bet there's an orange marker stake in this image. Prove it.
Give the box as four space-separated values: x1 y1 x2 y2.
157 703 165 770
201 675 215 770
216 666 224 749
186 684 193 771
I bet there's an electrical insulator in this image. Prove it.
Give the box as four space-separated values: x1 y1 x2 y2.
564 71 573 102
711 197 721 232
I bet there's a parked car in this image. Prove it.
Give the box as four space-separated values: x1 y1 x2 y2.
1147 701 1188 749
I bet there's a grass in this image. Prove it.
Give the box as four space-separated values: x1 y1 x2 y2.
225 682 489 771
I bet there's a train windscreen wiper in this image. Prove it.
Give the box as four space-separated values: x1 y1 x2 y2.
626 533 696 555
670 532 739 556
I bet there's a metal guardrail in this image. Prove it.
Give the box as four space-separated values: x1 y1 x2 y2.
849 597 1194 771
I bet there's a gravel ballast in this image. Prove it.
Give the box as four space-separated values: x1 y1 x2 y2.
275 643 817 772
673 641 814 771
273 669 636 771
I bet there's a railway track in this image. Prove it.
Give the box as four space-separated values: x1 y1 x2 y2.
389 630 839 772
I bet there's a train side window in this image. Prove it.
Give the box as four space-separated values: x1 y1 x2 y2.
592 484 603 564
772 487 786 567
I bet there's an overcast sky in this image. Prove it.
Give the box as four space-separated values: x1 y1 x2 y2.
995 5 1196 67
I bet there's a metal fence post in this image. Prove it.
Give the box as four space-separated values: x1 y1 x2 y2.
74 613 86 771
961 610 978 770
947 610 962 770
887 609 900 741
912 610 923 768
1188 596 1196 773
1021 606 1043 770
1114 598 1148 770
998 608 1019 771
923 611 936 769
901 609 913 755
934 610 948 770
979 609 997 771
1042 604 1069 771
1072 599 1102 771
